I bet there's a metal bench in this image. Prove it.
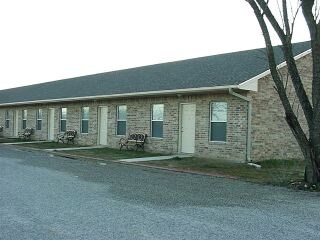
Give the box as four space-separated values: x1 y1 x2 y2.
18 128 34 141
57 129 77 144
119 133 148 151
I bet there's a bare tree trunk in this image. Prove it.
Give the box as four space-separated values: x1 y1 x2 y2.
286 115 320 183
246 0 320 184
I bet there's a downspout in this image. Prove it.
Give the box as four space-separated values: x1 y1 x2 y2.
229 88 252 163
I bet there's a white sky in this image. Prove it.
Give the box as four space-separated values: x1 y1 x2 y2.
0 0 310 90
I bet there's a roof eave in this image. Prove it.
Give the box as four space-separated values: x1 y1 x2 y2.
0 85 242 107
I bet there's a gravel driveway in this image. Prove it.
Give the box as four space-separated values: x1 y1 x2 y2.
0 145 319 240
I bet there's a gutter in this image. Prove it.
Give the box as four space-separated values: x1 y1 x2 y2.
229 88 252 163
0 85 240 107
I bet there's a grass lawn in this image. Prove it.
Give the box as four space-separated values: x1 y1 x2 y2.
0 138 29 143
64 147 164 160
18 142 87 149
141 157 307 187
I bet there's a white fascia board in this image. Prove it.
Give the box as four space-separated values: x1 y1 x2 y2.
0 85 239 107
238 49 311 92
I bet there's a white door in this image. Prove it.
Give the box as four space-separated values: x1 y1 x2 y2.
98 106 108 145
180 104 196 154
48 108 55 141
14 110 19 137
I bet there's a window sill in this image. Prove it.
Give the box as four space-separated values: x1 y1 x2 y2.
209 141 227 144
150 137 164 140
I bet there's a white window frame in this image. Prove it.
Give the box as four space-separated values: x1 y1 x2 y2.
210 102 228 143
116 105 127 136
151 104 164 138
81 107 89 134
36 109 42 131
60 107 67 132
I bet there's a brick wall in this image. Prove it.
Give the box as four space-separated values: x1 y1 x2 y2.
249 53 312 161
0 93 248 162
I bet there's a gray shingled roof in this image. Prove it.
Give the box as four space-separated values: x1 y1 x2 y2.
0 41 310 105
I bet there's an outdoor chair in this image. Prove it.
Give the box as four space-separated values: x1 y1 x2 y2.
119 133 148 151
18 128 34 141
57 129 77 144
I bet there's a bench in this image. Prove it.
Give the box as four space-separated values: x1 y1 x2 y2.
119 133 148 151
18 128 34 141
57 130 77 144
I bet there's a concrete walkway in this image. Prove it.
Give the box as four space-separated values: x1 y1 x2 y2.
46 146 105 151
1 141 50 145
118 154 192 162
118 155 177 162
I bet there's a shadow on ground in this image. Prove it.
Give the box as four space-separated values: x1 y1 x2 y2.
4 145 318 209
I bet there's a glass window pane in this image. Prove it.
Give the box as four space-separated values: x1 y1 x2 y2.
212 102 227 122
37 120 42 130
211 122 227 141
5 111 9 119
5 120 9 128
152 104 164 121
117 106 127 120
61 108 67 119
152 121 163 138
117 121 126 135
22 120 27 129
81 120 89 133
22 110 27 120
60 120 66 132
82 107 89 120
37 109 43 119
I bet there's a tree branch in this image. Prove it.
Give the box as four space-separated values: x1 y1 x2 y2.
255 0 314 129
255 0 287 41
283 0 292 36
246 0 309 149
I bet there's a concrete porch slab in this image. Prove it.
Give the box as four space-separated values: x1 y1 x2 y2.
47 146 106 151
2 141 51 145
118 155 177 163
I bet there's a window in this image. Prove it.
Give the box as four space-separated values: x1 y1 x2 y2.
5 110 10 128
117 105 127 135
60 108 67 132
151 104 164 138
36 109 42 130
81 107 89 133
210 102 227 142
22 110 27 129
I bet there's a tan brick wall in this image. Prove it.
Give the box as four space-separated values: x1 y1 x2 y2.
249 53 312 161
0 94 248 162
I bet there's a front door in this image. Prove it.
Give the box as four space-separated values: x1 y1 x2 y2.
48 108 55 141
14 110 19 137
180 104 196 154
98 106 108 145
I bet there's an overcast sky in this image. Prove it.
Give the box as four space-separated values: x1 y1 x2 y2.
0 0 310 90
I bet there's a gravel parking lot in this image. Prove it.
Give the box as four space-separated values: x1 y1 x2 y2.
0 145 319 240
